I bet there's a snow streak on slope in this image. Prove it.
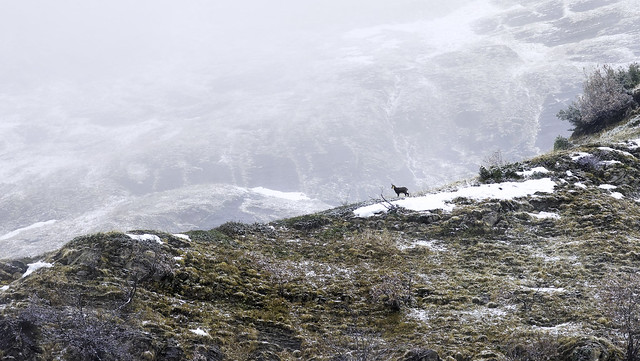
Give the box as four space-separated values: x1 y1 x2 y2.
354 178 556 217
0 220 57 241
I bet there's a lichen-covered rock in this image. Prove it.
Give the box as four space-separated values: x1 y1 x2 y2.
473 350 503 361
403 348 441 361
559 337 623 361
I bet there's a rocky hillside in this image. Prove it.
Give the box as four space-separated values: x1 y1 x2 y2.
3 115 640 360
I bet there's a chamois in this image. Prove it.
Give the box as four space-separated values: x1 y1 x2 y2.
391 184 409 197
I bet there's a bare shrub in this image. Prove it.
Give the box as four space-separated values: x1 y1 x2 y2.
2 295 140 361
59 311 137 361
0 311 40 360
478 150 519 183
248 253 301 297
117 238 175 310
483 150 508 169
504 334 559 361
328 327 391 361
575 153 602 170
558 64 637 135
351 229 396 254
601 271 640 361
370 273 413 311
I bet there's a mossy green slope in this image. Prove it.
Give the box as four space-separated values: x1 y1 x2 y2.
2 117 640 360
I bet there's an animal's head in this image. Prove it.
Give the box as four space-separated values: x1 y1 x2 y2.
391 184 396 189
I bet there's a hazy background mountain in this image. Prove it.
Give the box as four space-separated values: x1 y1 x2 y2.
1 0 639 258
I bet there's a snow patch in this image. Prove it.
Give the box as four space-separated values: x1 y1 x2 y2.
172 234 191 241
529 287 566 294
527 212 560 220
628 138 640 150
600 160 622 166
127 233 163 244
22 261 53 278
250 187 311 201
0 220 57 241
408 308 430 323
610 192 624 199
598 146 634 157
516 167 549 177
599 184 617 190
0 285 9 292
398 239 446 252
354 178 556 217
570 152 590 161
596 183 622 198
190 328 210 337
574 182 587 189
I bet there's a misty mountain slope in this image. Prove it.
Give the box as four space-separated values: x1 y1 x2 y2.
2 115 640 360
0 182 331 260
0 0 639 259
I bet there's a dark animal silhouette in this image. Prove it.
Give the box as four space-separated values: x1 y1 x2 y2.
391 184 409 197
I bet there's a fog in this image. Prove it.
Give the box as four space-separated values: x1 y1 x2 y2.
0 1 464 81
1 0 639 258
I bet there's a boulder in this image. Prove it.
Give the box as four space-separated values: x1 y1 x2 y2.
559 337 622 361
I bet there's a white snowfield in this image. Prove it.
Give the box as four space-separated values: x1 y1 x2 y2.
354 178 557 217
126 233 163 244
190 328 210 337
355 144 640 218
516 166 549 177
172 233 191 241
22 260 54 278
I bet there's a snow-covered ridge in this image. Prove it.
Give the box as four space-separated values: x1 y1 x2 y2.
0 183 331 260
354 178 556 217
354 137 640 218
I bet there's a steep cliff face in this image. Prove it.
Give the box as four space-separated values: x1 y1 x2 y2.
2 115 640 360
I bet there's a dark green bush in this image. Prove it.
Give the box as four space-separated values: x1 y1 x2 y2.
617 62 640 90
553 135 572 151
479 166 504 183
370 273 413 312
217 221 249 236
478 165 520 183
